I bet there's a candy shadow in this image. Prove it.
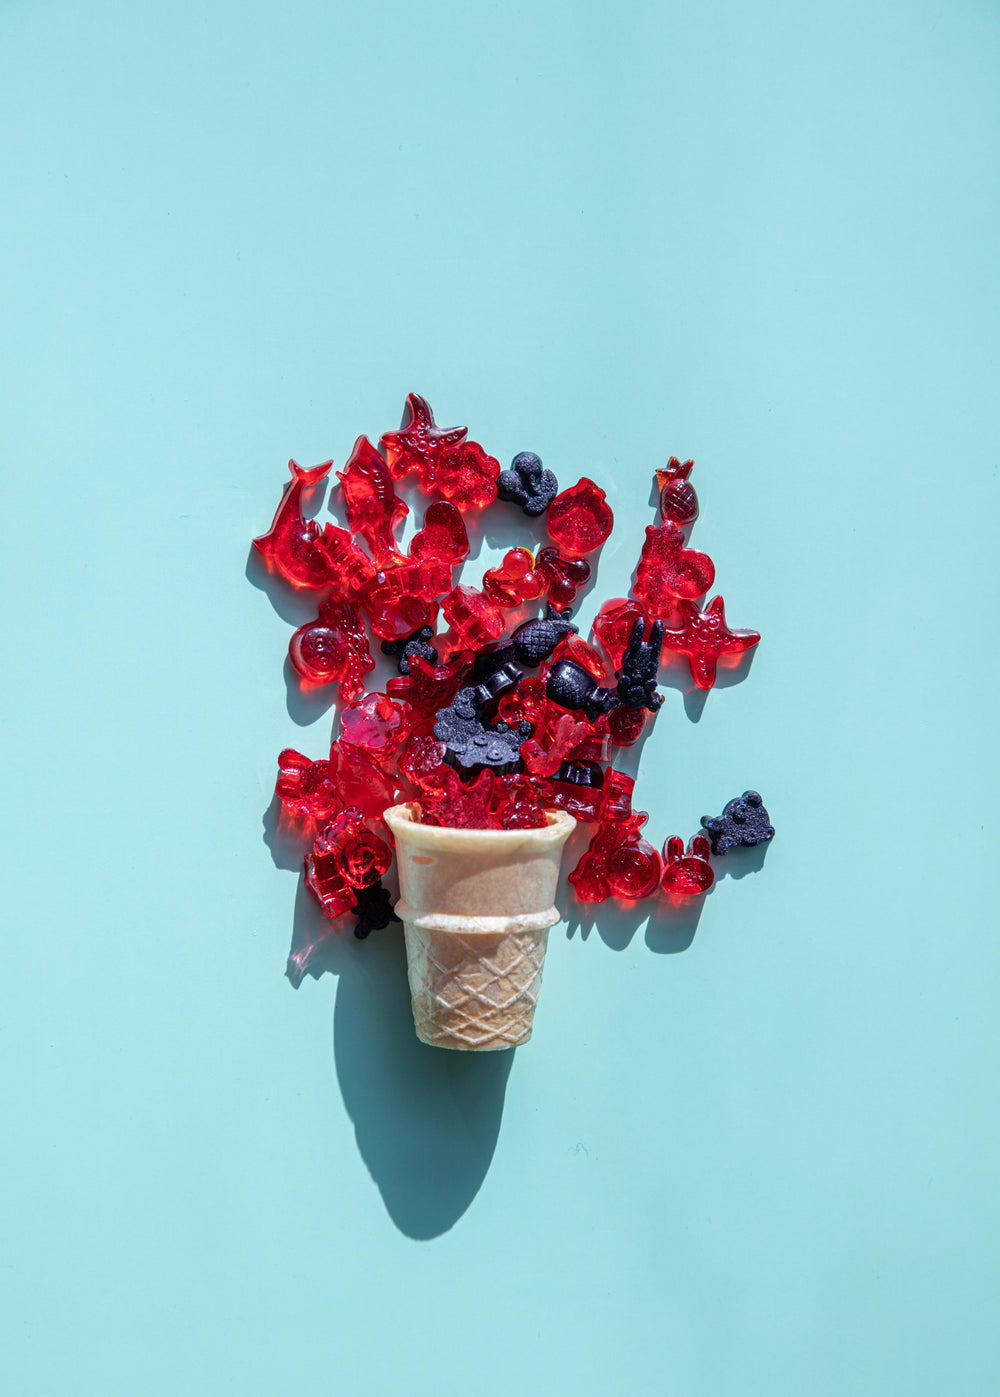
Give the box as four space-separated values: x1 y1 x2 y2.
244 543 326 629
712 841 769 882
261 797 514 1241
657 646 758 723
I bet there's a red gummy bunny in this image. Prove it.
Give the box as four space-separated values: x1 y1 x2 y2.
660 834 714 896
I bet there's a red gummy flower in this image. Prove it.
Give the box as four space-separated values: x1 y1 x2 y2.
660 595 760 690
381 393 468 487
339 692 409 767
275 749 341 823
435 440 500 511
546 478 614 558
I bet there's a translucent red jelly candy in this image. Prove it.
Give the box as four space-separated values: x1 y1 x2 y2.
252 459 337 589
520 713 593 778
660 595 760 689
419 767 499 830
396 734 450 797
534 547 591 610
490 774 552 829
409 500 469 569
660 835 714 895
569 812 661 902
592 597 649 671
314 525 376 597
381 393 468 489
327 741 397 821
608 705 647 748
633 521 715 616
387 653 472 728
552 633 606 682
656 458 699 525
358 560 437 640
441 585 505 652
436 441 500 511
546 478 614 558
305 808 392 918
336 435 408 563
482 549 543 608
339 692 409 768
275 749 341 823
289 598 374 699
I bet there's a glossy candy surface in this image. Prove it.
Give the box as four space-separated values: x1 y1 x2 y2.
433 688 533 775
633 521 715 615
569 812 662 901
546 478 614 557
656 458 699 525
381 393 467 488
441 585 505 652
482 549 543 608
614 618 665 714
289 598 374 698
252 459 337 589
661 596 760 689
336 435 408 562
436 441 500 511
700 790 774 854
661 835 715 895
275 749 341 823
419 767 499 830
534 548 591 611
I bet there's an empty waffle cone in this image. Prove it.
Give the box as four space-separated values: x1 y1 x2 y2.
383 804 576 1051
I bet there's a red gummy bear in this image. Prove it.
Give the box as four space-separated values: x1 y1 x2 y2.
275 748 341 823
482 549 543 608
656 458 699 525
339 692 409 768
534 547 591 611
440 585 505 652
336 435 408 563
305 808 392 918
381 393 468 489
288 598 374 699
592 597 650 671
660 834 714 895
546 478 614 558
252 459 337 589
660 595 760 689
436 441 500 511
419 767 499 830
633 521 715 616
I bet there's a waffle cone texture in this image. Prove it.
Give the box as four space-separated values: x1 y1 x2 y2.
383 805 576 1051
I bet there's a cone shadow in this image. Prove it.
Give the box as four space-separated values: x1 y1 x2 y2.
332 930 514 1240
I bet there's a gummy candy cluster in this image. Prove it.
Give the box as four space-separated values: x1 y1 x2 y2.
253 394 770 979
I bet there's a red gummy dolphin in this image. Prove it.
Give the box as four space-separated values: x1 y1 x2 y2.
252 458 337 589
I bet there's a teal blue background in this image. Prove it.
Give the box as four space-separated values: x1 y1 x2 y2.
2 1 998 1392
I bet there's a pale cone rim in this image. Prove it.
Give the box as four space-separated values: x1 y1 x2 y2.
383 803 575 850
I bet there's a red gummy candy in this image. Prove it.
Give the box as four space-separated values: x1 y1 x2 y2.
381 393 468 488
396 733 450 797
288 598 374 699
275 748 341 823
534 547 591 611
336 435 408 563
339 692 408 765
409 500 470 568
598 769 636 824
548 780 602 822
633 521 715 615
660 595 760 690
497 674 548 728
569 811 661 902
441 585 505 652
661 834 714 895
314 525 376 597
436 440 500 511
491 774 553 830
419 767 499 830
656 458 699 525
327 741 397 821
252 459 337 589
608 705 647 748
546 478 614 558
552 633 606 682
358 559 436 640
592 597 649 671
387 654 472 726
520 712 593 778
305 808 392 918
482 548 543 608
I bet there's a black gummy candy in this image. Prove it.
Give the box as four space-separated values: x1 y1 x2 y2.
511 615 578 668
700 791 775 856
352 881 399 939
497 452 559 517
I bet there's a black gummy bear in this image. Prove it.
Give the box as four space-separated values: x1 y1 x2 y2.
497 452 559 516
615 618 665 714
433 688 533 774
700 791 775 856
511 615 578 668
380 625 438 675
546 659 620 722
352 881 399 939
555 759 605 788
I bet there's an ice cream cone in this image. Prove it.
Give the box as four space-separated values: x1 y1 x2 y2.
383 804 576 1051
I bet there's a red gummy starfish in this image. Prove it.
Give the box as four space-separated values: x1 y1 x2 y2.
661 595 760 689
380 393 468 488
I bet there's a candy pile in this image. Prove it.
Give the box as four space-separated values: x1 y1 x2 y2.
253 394 772 978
